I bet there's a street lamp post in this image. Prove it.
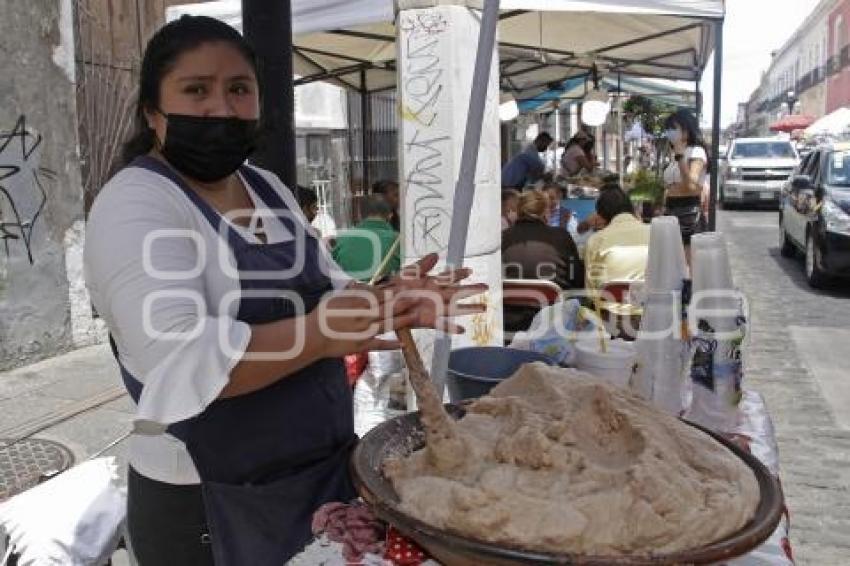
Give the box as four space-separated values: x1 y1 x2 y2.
785 90 799 116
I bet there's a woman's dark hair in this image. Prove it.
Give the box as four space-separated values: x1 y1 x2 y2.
296 185 318 207
120 15 259 166
565 132 594 150
664 109 711 172
596 184 635 223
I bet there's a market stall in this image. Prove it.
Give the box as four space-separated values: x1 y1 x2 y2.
159 3 797 565
169 0 726 230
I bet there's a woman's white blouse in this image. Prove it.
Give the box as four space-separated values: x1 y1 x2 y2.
662 145 708 188
84 163 350 484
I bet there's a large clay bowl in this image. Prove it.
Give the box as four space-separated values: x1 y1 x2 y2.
351 405 784 566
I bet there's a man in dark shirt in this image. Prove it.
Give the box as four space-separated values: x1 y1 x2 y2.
501 132 554 189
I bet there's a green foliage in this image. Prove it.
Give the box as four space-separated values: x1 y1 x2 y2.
628 169 665 206
623 95 677 136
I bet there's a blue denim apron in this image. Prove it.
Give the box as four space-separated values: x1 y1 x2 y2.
111 155 356 565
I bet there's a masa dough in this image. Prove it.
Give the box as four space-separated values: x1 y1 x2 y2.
383 363 760 556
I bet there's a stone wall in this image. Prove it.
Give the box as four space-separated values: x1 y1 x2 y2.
0 0 102 370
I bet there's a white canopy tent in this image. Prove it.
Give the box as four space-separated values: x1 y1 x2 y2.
169 0 723 100
169 0 726 232
805 107 850 138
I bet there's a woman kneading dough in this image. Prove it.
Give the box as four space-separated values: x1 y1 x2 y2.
84 16 484 566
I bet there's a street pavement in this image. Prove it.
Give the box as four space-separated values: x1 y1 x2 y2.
718 207 850 565
0 207 847 564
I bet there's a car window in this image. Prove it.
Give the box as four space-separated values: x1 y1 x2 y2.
797 153 813 176
827 150 850 187
731 142 797 159
806 151 821 181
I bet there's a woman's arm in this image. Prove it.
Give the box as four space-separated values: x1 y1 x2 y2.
223 254 486 398
222 287 409 398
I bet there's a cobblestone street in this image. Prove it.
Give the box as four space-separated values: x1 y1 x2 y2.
719 208 850 565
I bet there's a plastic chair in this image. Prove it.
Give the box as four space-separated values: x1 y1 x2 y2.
596 280 644 340
502 279 562 308
502 279 563 343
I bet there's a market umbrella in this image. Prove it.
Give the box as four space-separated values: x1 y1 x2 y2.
769 114 815 133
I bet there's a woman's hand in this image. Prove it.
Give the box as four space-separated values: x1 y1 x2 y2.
380 253 488 333
310 253 487 357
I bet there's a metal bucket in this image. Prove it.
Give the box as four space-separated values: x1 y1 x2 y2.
446 347 556 402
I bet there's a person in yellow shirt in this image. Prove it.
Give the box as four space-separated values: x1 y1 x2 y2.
585 185 651 291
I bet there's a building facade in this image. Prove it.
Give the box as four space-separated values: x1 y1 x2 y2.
827 0 850 112
743 0 834 136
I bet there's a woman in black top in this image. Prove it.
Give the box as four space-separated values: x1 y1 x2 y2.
502 190 583 333
502 190 584 290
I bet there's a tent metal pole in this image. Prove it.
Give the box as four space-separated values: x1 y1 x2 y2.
554 104 561 173
709 19 724 232
617 73 624 187
429 0 500 394
360 69 370 192
594 23 703 55
346 92 356 199
242 0 296 188
694 81 699 116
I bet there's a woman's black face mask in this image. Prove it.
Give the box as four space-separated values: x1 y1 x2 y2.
156 112 259 183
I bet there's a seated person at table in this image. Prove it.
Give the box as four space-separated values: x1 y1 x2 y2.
544 184 571 229
502 189 520 231
332 195 400 282
502 190 584 291
502 190 583 333
561 132 596 177
584 185 650 290
501 132 554 189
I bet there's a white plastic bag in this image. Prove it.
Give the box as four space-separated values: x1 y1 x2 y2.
0 458 126 566
509 300 604 365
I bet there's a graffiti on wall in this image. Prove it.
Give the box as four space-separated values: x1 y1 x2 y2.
0 115 54 264
399 12 452 256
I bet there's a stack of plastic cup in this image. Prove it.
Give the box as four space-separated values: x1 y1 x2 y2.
690 232 737 333
634 291 688 415
687 232 744 432
644 216 689 294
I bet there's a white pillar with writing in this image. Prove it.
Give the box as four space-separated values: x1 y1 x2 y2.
397 4 504 385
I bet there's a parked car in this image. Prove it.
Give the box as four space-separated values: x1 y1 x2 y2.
720 137 799 208
779 142 850 287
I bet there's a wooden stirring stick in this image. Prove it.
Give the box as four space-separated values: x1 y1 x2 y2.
366 247 464 468
396 328 457 440
396 328 466 471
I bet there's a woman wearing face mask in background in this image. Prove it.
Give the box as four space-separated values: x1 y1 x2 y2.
84 16 484 566
662 109 709 257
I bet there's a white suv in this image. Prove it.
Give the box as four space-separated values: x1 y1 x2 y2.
720 138 799 208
